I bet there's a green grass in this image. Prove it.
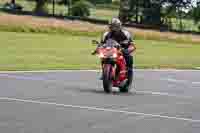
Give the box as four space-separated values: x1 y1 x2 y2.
0 24 101 37
0 31 199 71
171 18 199 32
136 40 200 69
0 21 199 44
95 4 119 10
90 8 118 20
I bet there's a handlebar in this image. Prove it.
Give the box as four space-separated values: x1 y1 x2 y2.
91 39 130 55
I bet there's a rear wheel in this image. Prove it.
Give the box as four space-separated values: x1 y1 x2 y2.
103 64 113 93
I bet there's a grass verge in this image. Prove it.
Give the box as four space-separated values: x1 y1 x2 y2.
0 13 200 44
0 31 200 71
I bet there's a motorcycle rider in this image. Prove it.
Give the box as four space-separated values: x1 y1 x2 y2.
93 18 136 90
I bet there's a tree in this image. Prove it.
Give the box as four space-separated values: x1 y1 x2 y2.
34 0 48 15
119 0 131 23
128 0 139 23
71 0 92 17
192 2 200 23
11 0 15 4
141 0 162 25
191 1 200 30
88 0 112 4
119 0 192 26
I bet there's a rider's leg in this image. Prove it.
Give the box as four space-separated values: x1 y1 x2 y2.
124 55 133 87
100 60 103 80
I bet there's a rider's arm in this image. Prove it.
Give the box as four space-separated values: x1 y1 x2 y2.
101 31 109 44
128 41 136 54
127 33 136 53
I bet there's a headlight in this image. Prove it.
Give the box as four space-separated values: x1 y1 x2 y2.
98 52 104 58
113 53 117 58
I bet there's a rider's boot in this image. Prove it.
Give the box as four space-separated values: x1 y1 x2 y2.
127 69 133 89
121 68 134 93
99 74 103 80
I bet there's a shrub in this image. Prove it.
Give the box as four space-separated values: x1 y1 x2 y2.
34 0 49 15
71 0 92 17
112 0 120 5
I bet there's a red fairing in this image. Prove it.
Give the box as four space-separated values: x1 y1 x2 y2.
116 55 127 81
96 47 128 87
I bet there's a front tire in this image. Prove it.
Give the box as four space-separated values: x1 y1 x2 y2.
103 64 113 93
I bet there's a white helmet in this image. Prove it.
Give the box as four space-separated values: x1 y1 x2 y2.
109 18 122 32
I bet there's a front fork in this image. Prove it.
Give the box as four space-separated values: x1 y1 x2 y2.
101 59 116 80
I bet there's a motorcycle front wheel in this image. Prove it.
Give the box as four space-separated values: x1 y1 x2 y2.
102 64 113 93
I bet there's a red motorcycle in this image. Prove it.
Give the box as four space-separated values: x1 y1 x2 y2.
92 39 131 93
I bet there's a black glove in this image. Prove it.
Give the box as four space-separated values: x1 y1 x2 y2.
91 50 97 55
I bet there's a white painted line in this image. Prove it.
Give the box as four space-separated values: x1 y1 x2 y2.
0 70 99 73
136 69 199 72
0 74 197 99
0 69 199 73
134 91 193 99
0 97 199 123
162 78 186 83
192 82 200 85
161 78 200 85
137 75 200 85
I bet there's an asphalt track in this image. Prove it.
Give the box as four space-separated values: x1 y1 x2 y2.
0 70 200 133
